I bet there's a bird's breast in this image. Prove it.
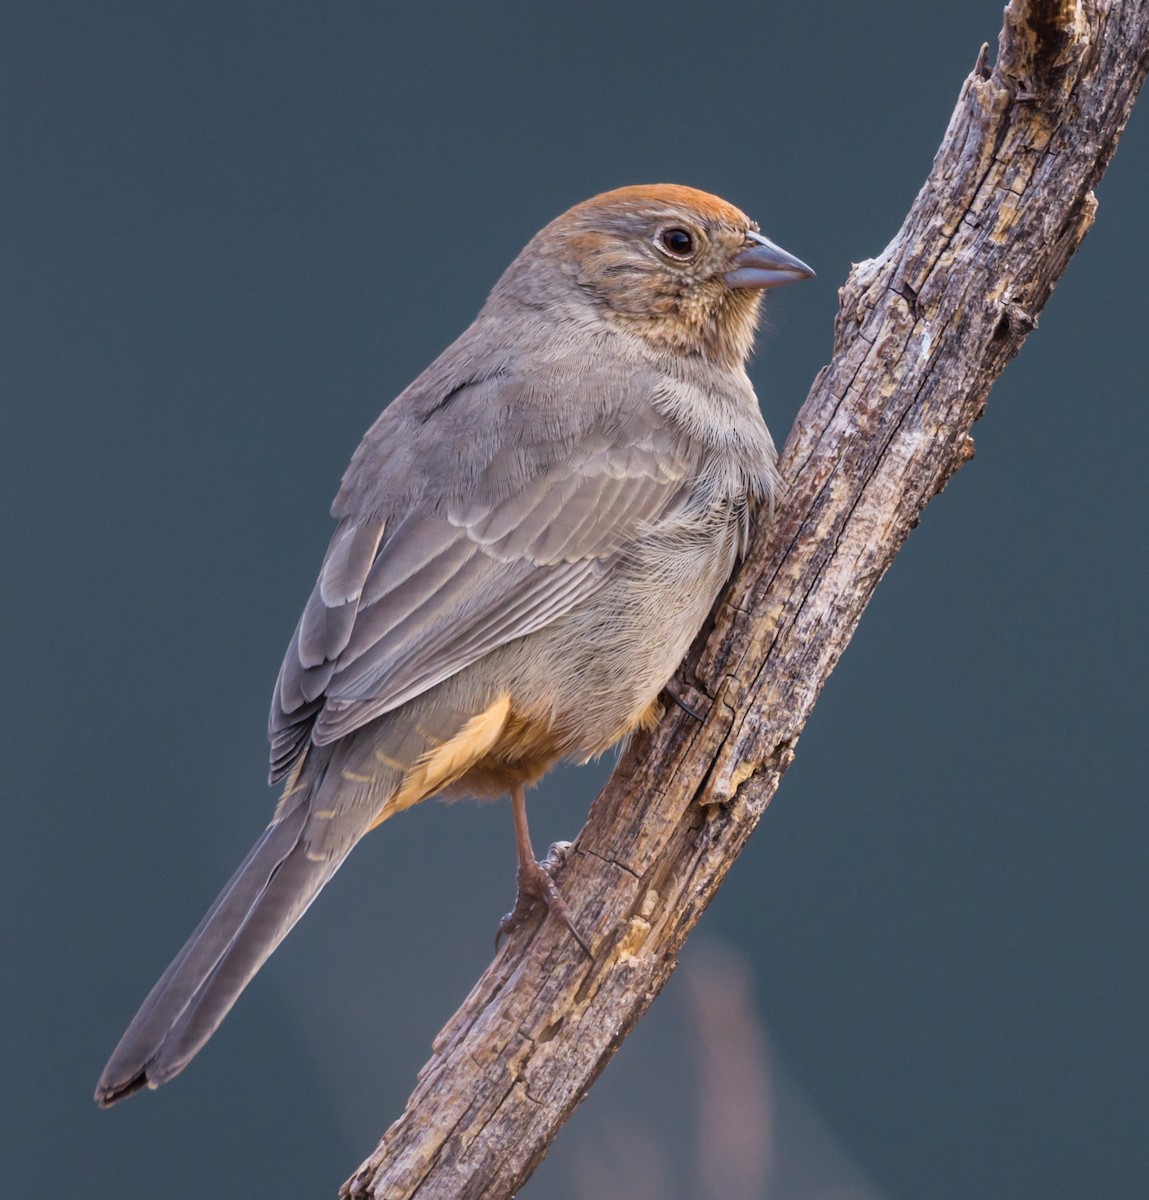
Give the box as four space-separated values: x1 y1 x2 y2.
488 487 750 767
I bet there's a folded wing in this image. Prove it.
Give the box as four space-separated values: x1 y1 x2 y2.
269 380 697 781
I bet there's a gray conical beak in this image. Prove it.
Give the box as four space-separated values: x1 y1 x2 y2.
725 230 815 290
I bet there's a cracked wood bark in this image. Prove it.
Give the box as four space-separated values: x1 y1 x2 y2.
343 3 1149 1196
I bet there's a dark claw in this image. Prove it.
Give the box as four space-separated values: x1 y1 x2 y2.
663 685 705 722
496 856 593 958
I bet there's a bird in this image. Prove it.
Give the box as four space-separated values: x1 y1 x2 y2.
95 183 813 1106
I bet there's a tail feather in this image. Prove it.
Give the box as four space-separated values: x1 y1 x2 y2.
95 800 355 1106
95 694 497 1106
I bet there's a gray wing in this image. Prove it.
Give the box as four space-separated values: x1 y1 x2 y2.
269 368 697 782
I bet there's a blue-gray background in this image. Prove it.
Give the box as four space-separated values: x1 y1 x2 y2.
3 2 1146 1197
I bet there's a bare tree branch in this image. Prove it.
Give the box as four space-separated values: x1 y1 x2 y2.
343 3 1149 1196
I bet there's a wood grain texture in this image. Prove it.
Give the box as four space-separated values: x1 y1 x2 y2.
343 3 1149 1196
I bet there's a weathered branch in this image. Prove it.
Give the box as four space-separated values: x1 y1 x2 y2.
343 3 1149 1196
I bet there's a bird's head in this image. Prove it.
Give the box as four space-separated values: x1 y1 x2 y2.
506 184 813 369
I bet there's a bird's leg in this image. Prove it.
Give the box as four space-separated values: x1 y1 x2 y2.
497 784 592 957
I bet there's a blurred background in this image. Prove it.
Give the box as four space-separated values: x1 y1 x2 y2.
3 2 1146 1197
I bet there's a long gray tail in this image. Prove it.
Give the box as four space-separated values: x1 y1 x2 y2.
95 796 355 1106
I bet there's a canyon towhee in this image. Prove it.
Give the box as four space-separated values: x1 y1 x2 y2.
96 183 812 1105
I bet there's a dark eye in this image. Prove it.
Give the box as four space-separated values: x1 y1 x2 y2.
657 227 695 258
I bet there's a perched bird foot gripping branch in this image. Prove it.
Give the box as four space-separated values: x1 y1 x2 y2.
497 784 592 958
94 184 812 1108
